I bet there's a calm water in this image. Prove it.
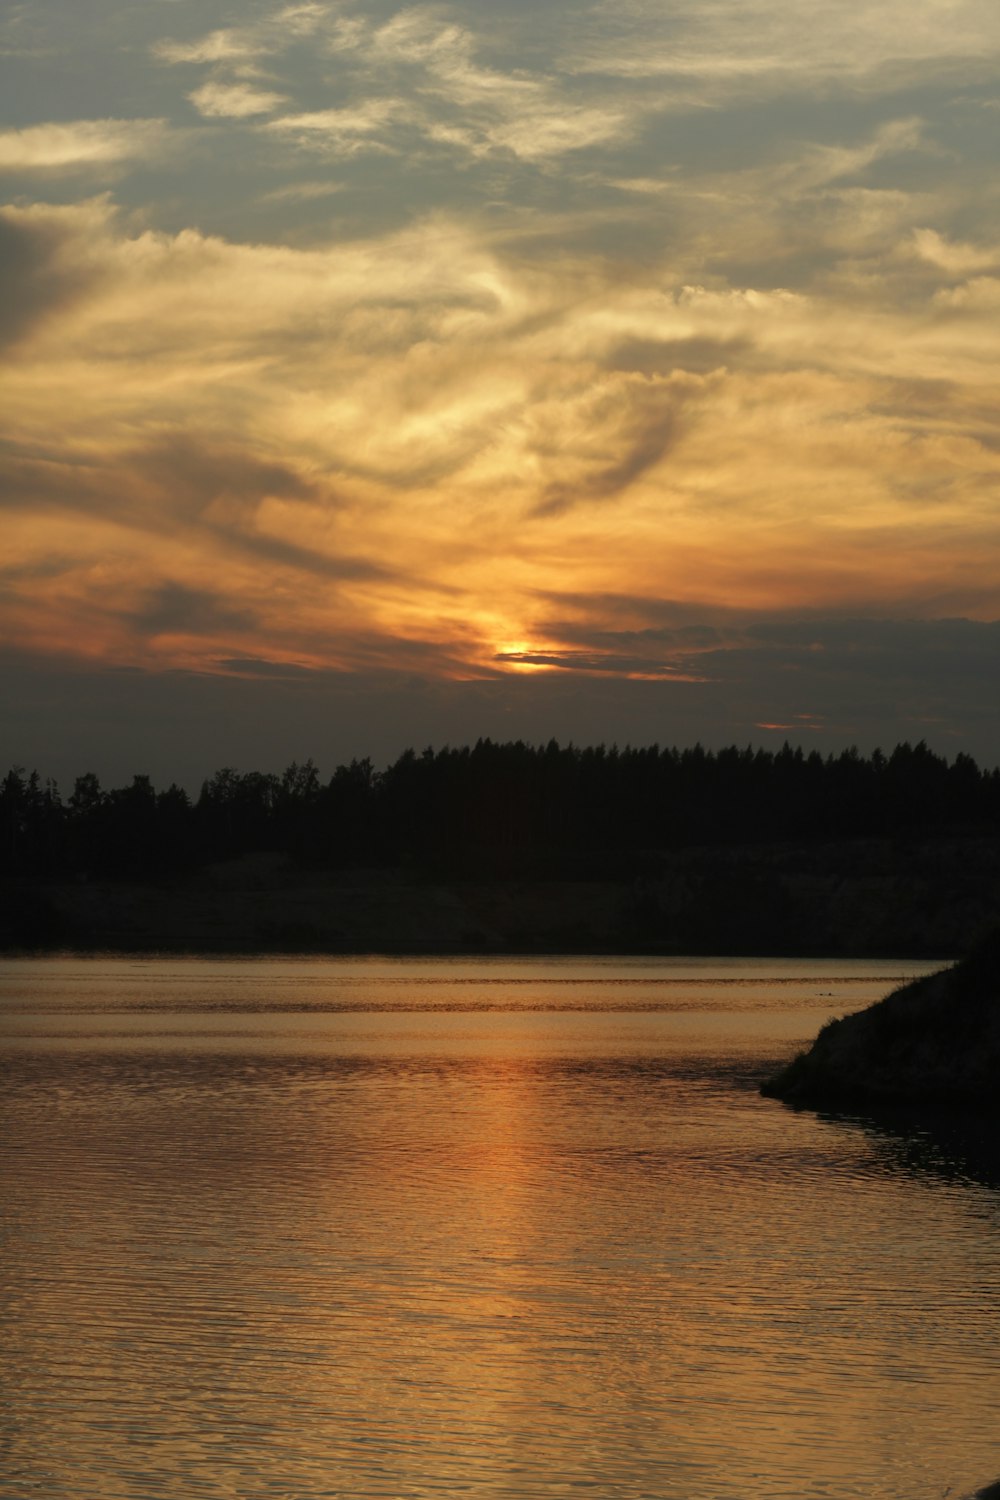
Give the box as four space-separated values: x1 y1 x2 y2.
1 955 997 1500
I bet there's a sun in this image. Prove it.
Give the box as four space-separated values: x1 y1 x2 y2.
494 640 553 674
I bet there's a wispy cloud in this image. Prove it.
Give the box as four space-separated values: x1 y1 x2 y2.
154 5 332 67
155 3 650 168
365 9 643 162
189 82 287 119
0 119 167 171
154 30 261 66
3 0 1000 758
3 184 1000 692
265 100 406 153
909 229 999 275
258 179 345 204
778 117 928 194
494 647 707 681
568 0 1000 99
129 583 260 640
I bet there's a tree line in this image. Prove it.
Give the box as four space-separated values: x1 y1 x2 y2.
3 739 999 882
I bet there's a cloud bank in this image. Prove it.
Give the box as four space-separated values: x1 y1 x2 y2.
1 0 999 772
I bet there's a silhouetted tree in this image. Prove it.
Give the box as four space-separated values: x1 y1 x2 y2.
3 739 998 885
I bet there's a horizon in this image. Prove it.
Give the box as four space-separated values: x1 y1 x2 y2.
6 731 998 806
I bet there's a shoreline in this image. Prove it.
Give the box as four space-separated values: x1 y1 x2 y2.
6 831 998 959
0 940 950 961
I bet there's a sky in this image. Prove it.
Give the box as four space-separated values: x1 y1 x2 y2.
2 0 1000 790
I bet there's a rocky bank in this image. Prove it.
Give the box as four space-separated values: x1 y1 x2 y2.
762 929 1000 1111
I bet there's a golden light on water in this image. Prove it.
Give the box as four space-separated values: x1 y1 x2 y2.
2 957 998 1499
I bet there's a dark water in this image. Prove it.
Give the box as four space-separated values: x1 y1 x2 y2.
1 955 997 1499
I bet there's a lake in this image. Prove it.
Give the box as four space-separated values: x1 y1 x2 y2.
1 955 997 1500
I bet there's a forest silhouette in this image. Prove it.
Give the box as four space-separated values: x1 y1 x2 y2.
3 738 998 883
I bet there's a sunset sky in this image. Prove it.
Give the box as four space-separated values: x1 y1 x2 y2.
3 0 999 787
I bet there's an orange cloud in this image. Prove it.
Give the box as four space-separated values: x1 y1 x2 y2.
2 187 999 692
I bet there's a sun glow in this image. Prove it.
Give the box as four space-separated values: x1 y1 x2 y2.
494 642 554 674
3 0 1000 765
